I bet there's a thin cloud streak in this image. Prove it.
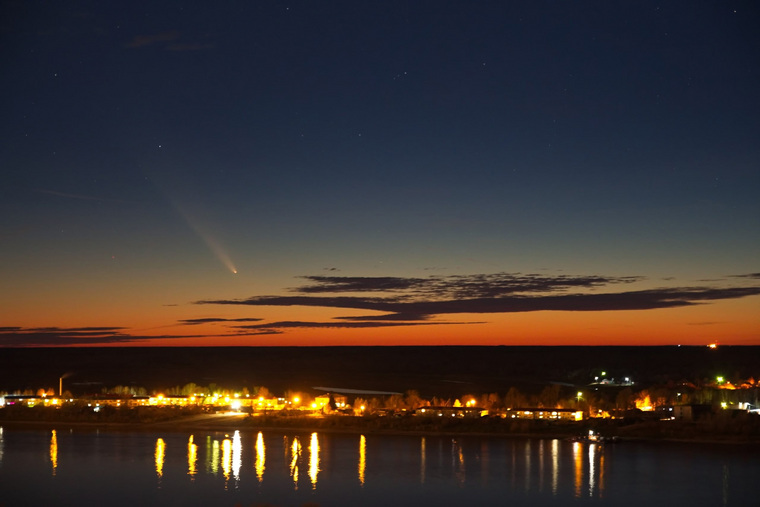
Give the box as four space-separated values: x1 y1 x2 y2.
0 326 243 347
335 313 431 322
232 320 453 331
179 317 264 326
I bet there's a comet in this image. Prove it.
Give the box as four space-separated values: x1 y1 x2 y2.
171 200 238 275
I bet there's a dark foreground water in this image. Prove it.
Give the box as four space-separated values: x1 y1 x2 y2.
0 426 755 506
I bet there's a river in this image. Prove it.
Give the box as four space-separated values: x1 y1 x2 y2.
0 426 755 506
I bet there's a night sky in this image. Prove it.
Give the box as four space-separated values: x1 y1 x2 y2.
2 1 758 347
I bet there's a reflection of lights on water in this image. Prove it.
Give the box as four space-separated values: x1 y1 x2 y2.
524 440 531 491
309 432 320 489
551 439 559 495
538 440 544 492
452 439 465 486
155 438 166 480
573 442 582 498
232 431 242 484
565 441 605 499
358 435 366 487
419 437 426 485
79 431 608 497
50 430 58 476
0 427 4 465
290 437 301 489
599 447 605 498
588 443 596 497
222 436 232 485
187 435 197 479
211 439 220 475
255 432 265 482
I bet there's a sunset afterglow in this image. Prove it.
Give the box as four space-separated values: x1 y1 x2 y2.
0 2 757 347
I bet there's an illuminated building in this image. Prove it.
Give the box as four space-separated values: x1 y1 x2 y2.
502 408 585 421
415 406 489 418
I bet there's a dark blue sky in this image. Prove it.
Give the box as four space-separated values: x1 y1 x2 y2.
1 1 758 346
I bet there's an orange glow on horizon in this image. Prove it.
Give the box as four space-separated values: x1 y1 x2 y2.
4 294 758 347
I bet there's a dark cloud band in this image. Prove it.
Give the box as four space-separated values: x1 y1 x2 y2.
198 273 760 318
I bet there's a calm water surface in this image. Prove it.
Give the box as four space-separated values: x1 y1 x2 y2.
0 425 755 506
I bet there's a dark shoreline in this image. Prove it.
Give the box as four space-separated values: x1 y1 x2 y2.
3 345 758 397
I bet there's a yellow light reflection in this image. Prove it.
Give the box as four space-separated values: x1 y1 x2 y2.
599 447 606 498
420 437 426 485
155 438 166 480
588 443 596 497
524 440 531 491
211 438 220 475
290 437 301 490
551 439 559 496
50 430 58 476
452 438 465 486
255 432 266 482
232 431 242 483
222 436 232 486
309 432 320 489
204 436 212 474
573 442 582 498
187 435 197 479
538 439 544 492
358 435 366 486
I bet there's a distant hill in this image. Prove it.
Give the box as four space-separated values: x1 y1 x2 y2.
1 346 758 398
